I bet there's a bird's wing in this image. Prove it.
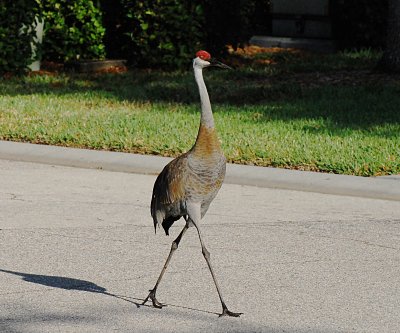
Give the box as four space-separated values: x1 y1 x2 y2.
151 154 188 231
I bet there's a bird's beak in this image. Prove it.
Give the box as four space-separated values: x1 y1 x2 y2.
210 58 232 70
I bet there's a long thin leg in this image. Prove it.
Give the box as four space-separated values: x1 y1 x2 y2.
191 218 242 317
142 224 189 308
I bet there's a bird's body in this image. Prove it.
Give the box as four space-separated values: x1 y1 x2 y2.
142 50 241 317
151 124 226 235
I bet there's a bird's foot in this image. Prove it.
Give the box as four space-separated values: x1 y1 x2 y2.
142 289 165 309
219 307 243 317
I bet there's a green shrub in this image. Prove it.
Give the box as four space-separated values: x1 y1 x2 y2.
0 0 269 71
42 0 106 62
0 0 42 74
100 0 269 69
116 0 204 68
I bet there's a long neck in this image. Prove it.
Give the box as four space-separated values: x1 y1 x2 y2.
194 66 214 128
191 65 221 156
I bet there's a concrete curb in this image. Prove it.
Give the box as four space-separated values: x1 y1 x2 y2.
0 140 399 201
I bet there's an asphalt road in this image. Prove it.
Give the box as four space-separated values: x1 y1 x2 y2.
1 158 400 333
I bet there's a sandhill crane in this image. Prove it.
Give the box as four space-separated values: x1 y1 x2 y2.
142 50 242 317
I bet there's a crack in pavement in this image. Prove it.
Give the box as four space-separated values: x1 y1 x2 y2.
308 233 400 250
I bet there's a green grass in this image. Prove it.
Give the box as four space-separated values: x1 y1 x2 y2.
0 49 399 176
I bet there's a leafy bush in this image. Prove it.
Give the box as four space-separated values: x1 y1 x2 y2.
1 0 269 71
112 0 204 68
100 0 269 69
42 0 106 62
0 0 42 73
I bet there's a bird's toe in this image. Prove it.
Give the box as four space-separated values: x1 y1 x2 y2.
151 297 165 309
219 308 243 317
146 289 165 309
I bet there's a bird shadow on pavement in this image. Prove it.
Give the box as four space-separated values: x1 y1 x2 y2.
0 268 219 316
0 268 142 307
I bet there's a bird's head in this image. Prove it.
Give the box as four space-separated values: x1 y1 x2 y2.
193 50 232 70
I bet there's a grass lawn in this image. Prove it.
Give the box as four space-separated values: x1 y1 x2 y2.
0 47 399 176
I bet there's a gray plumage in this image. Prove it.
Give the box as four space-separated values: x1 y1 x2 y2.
142 51 241 317
151 137 226 235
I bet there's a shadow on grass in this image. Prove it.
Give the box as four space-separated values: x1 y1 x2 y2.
1 70 400 134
